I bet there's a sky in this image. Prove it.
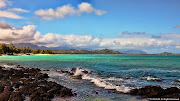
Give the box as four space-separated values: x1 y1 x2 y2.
0 0 180 53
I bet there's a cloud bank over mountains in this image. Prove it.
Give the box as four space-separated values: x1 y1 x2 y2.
0 21 179 52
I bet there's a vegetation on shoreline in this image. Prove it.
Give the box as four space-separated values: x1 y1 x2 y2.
0 43 53 55
0 43 122 55
0 43 179 55
52 49 122 54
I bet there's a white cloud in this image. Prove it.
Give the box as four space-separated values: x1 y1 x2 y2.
0 10 23 19
8 8 29 13
0 21 37 42
0 0 27 19
31 33 101 47
176 46 180 49
0 20 12 29
78 2 94 13
35 2 106 20
0 21 179 53
94 10 107 15
161 33 180 39
0 0 6 8
100 38 175 50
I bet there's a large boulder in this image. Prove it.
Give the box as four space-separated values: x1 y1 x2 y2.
130 86 180 98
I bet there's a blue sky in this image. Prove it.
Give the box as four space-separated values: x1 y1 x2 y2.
0 0 180 53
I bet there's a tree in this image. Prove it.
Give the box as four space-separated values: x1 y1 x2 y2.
0 43 8 54
8 43 15 54
33 48 42 54
14 46 21 53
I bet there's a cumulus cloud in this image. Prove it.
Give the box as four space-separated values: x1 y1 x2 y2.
0 0 7 8
0 0 28 19
35 2 106 20
0 21 37 42
31 33 101 47
100 38 175 50
0 20 12 29
0 21 179 53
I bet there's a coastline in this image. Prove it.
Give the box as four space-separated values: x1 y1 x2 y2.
0 65 73 101
0 54 55 57
0 63 179 101
0 53 180 57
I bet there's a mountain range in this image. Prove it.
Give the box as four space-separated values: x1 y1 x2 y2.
13 43 147 54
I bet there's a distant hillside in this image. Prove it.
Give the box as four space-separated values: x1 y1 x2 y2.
14 43 48 50
121 50 147 54
53 49 123 54
13 43 147 54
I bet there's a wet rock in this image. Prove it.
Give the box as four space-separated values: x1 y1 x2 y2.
71 68 76 72
19 85 31 95
175 79 180 82
0 65 73 101
82 70 89 74
59 87 73 97
30 87 47 101
0 86 12 101
41 73 49 78
0 80 11 86
0 74 3 79
5 86 14 91
162 87 180 98
60 70 72 75
130 86 180 98
72 75 82 79
9 92 24 101
43 69 50 71
92 90 98 94
0 85 4 93
20 78 29 84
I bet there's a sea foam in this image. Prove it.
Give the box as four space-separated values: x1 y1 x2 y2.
72 67 133 93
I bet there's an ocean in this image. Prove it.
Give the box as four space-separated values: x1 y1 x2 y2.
0 55 179 101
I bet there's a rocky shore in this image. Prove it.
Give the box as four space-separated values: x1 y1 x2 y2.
61 68 180 99
0 65 179 101
130 86 180 98
0 65 73 101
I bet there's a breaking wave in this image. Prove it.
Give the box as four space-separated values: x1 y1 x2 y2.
70 67 133 93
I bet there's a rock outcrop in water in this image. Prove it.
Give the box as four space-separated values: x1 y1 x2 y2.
130 86 180 98
0 65 73 101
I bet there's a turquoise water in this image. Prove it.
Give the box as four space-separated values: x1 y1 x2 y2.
0 55 180 85
0 55 180 100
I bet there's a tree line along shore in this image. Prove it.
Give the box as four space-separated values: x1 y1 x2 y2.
0 43 53 55
0 43 179 55
0 43 122 55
